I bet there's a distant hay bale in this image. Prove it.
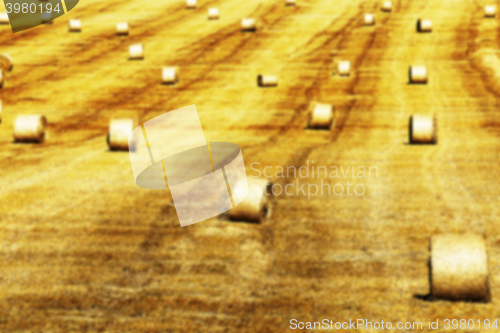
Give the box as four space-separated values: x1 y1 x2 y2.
0 13 9 24
485 5 496 17
257 75 278 87
41 12 53 24
228 178 271 223
241 18 256 31
13 115 47 143
417 18 432 32
68 19 81 32
285 0 296 6
108 118 134 151
308 102 334 129
409 65 427 83
381 1 392 12
129 44 144 60
431 234 489 302
116 22 129 35
162 66 179 85
208 8 219 20
337 60 350 76
409 114 437 144
0 54 13 72
186 0 197 9
0 69 5 88
364 13 375 25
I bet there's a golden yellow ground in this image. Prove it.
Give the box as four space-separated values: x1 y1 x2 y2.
1 0 500 331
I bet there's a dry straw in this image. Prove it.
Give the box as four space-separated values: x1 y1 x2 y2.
409 115 437 144
108 119 134 151
14 115 47 143
0 54 13 72
228 178 271 223
431 233 489 302
285 0 296 6
308 102 334 129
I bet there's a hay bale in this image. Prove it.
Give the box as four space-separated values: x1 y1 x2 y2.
13 115 47 143
107 118 134 151
285 0 296 6
162 67 179 85
0 54 13 72
364 13 375 25
431 234 489 302
337 60 350 76
228 178 271 223
186 0 196 9
68 19 81 32
485 5 496 17
409 114 437 144
208 8 219 20
417 18 432 32
381 1 392 12
241 18 256 31
0 13 9 24
409 65 427 83
308 102 334 129
257 75 278 87
116 22 129 35
129 44 144 60
0 69 5 88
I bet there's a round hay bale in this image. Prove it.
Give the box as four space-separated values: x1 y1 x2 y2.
381 1 392 12
257 75 278 87
485 5 496 17
162 66 179 85
208 8 219 20
308 102 334 129
13 115 47 143
186 0 196 9
107 118 134 151
41 12 53 24
409 114 437 144
364 13 375 25
409 65 427 83
68 19 81 32
285 0 296 6
431 234 489 302
129 44 144 60
0 13 9 25
241 18 256 32
337 60 350 76
116 22 129 35
0 54 13 72
417 18 432 32
228 178 271 223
